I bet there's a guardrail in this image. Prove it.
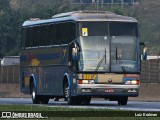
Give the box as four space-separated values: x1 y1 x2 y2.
0 65 19 84
141 59 160 83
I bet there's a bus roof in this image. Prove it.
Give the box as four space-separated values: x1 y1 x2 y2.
22 11 138 27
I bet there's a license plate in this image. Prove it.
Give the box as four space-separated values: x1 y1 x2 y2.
105 89 114 93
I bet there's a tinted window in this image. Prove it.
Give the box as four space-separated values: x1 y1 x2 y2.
55 23 62 45
55 22 76 44
24 22 76 47
25 25 54 47
80 22 109 36
25 27 33 47
21 28 26 48
39 25 51 46
33 27 39 47
110 22 137 36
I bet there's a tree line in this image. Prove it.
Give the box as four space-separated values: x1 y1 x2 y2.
0 0 159 57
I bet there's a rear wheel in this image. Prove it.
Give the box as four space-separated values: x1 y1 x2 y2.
74 97 83 105
117 97 128 105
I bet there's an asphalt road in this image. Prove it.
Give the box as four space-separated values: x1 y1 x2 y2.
0 98 159 111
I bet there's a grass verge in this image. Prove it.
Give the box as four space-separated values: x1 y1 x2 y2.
0 105 159 120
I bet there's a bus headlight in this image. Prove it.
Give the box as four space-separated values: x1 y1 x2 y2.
78 80 95 84
125 80 140 85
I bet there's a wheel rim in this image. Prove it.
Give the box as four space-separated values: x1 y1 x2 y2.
32 88 36 101
65 86 69 99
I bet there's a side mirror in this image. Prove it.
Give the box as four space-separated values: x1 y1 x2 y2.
72 48 78 60
140 42 147 60
142 47 147 60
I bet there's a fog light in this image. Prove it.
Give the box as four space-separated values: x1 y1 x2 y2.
128 89 137 93
125 80 140 85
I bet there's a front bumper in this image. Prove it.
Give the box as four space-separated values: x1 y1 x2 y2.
76 84 139 97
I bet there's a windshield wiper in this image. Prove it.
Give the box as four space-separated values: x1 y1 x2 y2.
116 46 126 73
95 48 106 71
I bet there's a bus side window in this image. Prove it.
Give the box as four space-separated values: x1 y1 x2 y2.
25 27 33 47
46 24 53 46
55 23 62 45
39 25 47 46
35 24 55 47
32 27 39 47
70 22 76 42
21 28 26 49
25 27 39 47
50 24 56 45
61 22 76 44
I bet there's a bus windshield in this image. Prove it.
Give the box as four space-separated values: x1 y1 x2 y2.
78 22 140 73
78 36 110 71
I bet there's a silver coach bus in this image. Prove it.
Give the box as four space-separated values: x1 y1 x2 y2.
20 11 145 105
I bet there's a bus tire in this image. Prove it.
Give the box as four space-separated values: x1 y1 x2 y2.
117 97 128 105
63 82 75 105
82 97 91 105
39 97 49 104
74 97 83 105
31 82 39 104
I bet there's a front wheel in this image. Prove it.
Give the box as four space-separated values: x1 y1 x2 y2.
117 97 128 105
39 97 49 104
82 97 91 105
64 83 76 105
